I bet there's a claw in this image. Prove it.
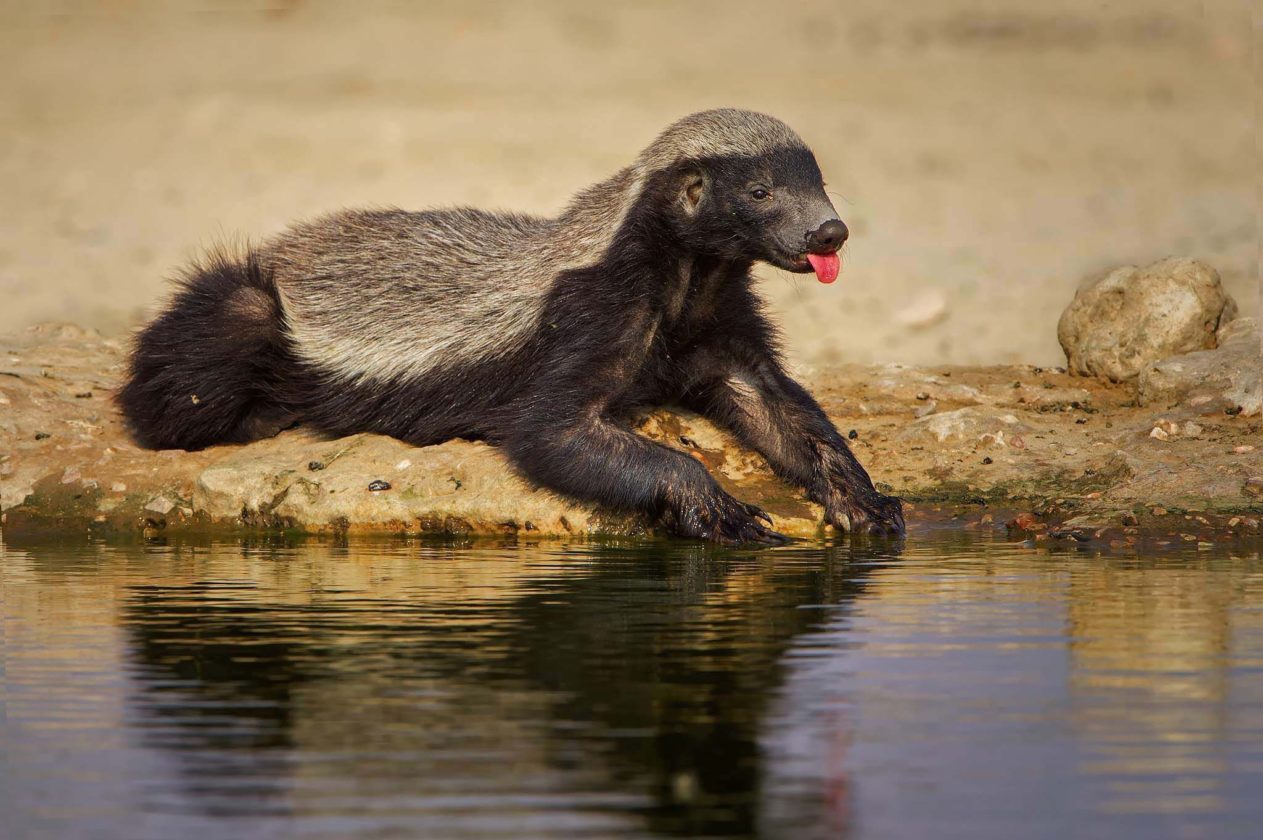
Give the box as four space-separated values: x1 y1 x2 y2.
745 503 775 528
754 527 790 545
830 491 906 537
666 490 790 546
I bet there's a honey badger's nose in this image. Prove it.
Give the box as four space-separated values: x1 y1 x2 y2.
805 219 849 253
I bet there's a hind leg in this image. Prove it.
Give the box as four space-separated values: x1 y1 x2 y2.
238 405 300 441
118 250 292 451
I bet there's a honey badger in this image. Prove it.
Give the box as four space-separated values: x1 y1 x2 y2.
119 109 905 542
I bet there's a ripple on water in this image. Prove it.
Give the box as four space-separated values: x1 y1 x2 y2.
1 534 1261 839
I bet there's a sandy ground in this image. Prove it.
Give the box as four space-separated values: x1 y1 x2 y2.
0 0 1256 368
3 322 1259 542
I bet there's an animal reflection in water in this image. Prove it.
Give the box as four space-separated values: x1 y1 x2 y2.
120 540 889 836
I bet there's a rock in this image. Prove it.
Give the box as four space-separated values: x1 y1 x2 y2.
144 496 176 515
1245 478 1263 499
1058 258 1238 382
900 407 1024 445
1138 317 1261 417
1007 512 1039 530
894 289 949 329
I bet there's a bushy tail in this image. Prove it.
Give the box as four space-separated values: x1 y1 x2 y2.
117 248 292 451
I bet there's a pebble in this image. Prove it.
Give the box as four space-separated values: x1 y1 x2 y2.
1235 445 1255 454
308 461 325 471
848 429 858 440
1182 421 1203 437
1244 478 1263 498
367 479 391 492
982 456 993 465
1008 512 1038 530
1151 507 1168 516
111 482 127 493
1120 512 1138 526
144 496 176 515
1150 419 1180 441
60 467 81 484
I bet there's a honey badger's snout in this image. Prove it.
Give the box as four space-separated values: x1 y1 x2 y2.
805 219 848 254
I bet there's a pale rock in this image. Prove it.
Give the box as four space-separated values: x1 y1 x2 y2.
144 495 176 515
1058 257 1238 382
894 289 949 329
901 407 1022 445
1138 317 1261 417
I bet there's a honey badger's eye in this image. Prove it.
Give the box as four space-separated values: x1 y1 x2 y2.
750 188 771 201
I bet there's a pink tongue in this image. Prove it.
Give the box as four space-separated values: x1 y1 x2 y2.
806 252 840 284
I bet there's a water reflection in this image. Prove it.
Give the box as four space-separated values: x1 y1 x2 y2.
112 539 889 837
2 534 1261 840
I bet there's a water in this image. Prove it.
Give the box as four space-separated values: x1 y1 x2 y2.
2 531 1261 840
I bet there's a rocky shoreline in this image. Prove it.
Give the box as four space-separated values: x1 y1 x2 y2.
3 313 1258 547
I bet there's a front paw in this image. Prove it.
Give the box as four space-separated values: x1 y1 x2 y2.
662 489 789 546
827 488 905 536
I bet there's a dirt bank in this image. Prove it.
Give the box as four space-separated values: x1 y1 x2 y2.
2 322 1258 547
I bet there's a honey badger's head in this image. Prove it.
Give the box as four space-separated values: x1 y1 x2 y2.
640 109 847 283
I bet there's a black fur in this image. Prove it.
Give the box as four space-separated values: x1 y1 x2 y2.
119 113 905 542
117 250 296 451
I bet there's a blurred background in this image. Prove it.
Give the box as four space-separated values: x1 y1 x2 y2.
0 0 1255 368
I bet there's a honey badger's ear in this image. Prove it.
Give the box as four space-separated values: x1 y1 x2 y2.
678 166 708 216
